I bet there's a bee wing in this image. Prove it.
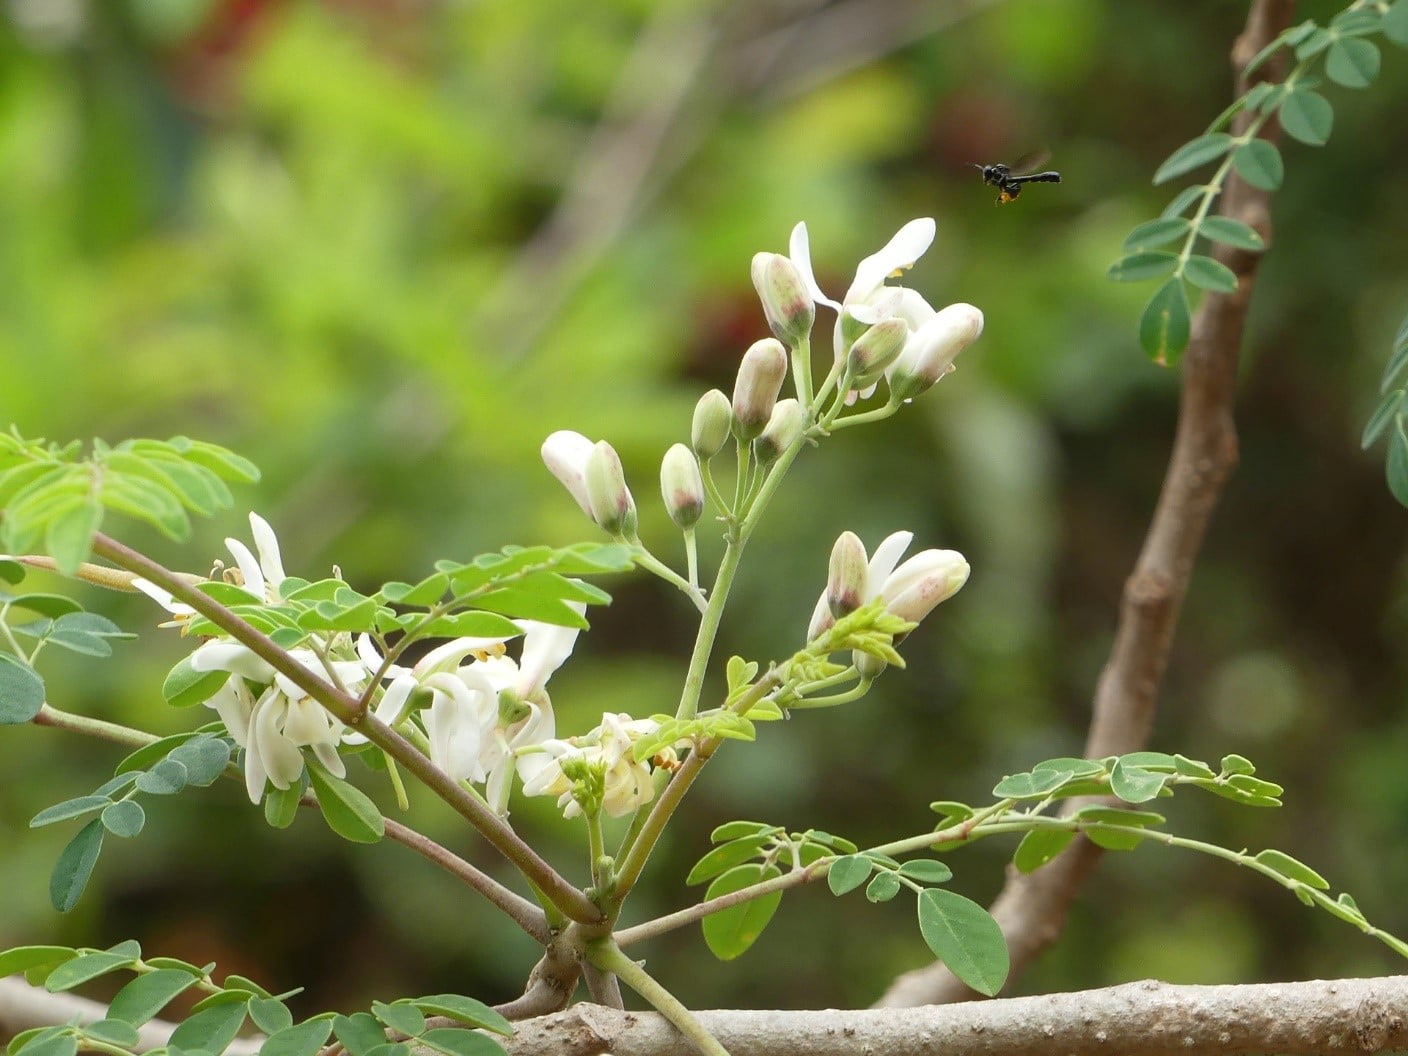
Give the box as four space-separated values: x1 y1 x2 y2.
1011 148 1052 176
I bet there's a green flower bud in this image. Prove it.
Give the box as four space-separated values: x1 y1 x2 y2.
754 398 806 464
660 443 705 529
853 649 888 679
586 440 637 537
826 530 869 618
691 389 732 460
846 318 908 387
732 338 789 441
751 252 815 345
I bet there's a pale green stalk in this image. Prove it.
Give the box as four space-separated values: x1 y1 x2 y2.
587 941 731 1056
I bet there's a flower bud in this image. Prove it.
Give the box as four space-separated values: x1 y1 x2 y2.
751 252 815 345
826 531 869 618
732 338 788 440
853 649 889 680
879 549 969 624
691 389 732 460
660 443 705 529
541 430 597 519
806 591 835 642
886 302 984 403
754 398 806 464
585 441 637 537
846 317 908 386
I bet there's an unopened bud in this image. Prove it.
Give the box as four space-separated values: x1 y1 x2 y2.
732 339 789 440
585 441 637 537
754 398 806 464
880 549 969 625
660 443 705 529
846 318 908 386
751 252 815 345
853 649 888 679
826 531 869 618
886 303 983 403
692 389 732 460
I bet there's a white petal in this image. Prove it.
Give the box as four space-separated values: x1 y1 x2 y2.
516 606 585 697
356 633 406 677
247 512 287 587
541 430 597 517
310 739 346 779
224 538 266 599
807 590 835 641
343 672 418 745
205 677 251 747
865 532 914 599
844 218 936 305
281 696 334 746
251 693 304 798
880 550 970 623
788 222 841 310
414 635 519 677
191 641 277 683
131 578 193 615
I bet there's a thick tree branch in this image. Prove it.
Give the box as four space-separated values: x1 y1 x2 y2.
874 0 1296 1007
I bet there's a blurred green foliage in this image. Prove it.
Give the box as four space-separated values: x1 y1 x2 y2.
3 0 1408 1017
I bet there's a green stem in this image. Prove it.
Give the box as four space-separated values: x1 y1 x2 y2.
827 403 901 431
633 544 708 614
588 811 606 889
785 677 872 709
731 438 751 516
684 529 699 590
697 460 731 520
89 532 602 925
33 704 158 749
587 941 731 1056
792 335 814 407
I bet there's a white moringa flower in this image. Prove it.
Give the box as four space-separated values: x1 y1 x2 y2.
521 712 662 819
132 511 288 624
808 530 969 641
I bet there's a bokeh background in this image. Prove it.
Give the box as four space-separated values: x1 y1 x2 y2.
3 0 1408 1019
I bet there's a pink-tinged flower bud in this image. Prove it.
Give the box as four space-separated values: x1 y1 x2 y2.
541 430 596 518
754 398 806 464
879 549 969 624
692 389 732 460
846 317 908 386
585 441 637 537
826 531 869 618
732 338 789 440
660 443 705 529
886 303 983 403
751 252 815 345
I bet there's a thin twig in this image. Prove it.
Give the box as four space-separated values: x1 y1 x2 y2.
874 0 1296 1007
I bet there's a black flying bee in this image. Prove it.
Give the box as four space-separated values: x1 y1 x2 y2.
972 151 1061 204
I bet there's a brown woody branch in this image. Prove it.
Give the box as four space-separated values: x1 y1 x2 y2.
874 0 1297 1007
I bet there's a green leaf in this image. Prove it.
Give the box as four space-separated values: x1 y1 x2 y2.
414 611 523 640
307 763 384 844
1199 216 1264 252
1153 133 1234 184
1183 255 1238 294
108 970 198 1026
371 1002 425 1038
169 1000 250 1055
1107 251 1179 282
136 758 190 795
30 796 111 828
0 653 46 724
1388 421 1408 507
101 801 146 838
1278 89 1333 146
1221 753 1256 775
827 855 874 896
332 1014 387 1056
419 1029 507 1056
1330 9 1381 35
1109 760 1167 803
168 736 234 787
1139 279 1191 364
1033 757 1106 777
1363 390 1404 449
1161 185 1208 219
14 1034 77 1056
928 801 975 824
1325 37 1380 88
1294 26 1332 59
49 820 105 913
1232 140 1283 191
916 889 1009 997
0 558 24 583
264 783 303 829
1382 334 1408 392
0 946 76 978
248 998 294 1034
686 836 770 886
701 863 783 961
45 949 135 992
116 732 200 774
1122 218 1190 252
163 658 230 708
81 1021 141 1047
991 769 1072 799
1173 754 1217 779
897 859 953 884
864 872 902 902
259 1020 333 1056
1254 849 1330 890
222 974 274 999
1012 828 1075 873
408 996 513 1037
1385 0 1408 45
6 594 81 618
1228 773 1284 797
45 498 102 576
